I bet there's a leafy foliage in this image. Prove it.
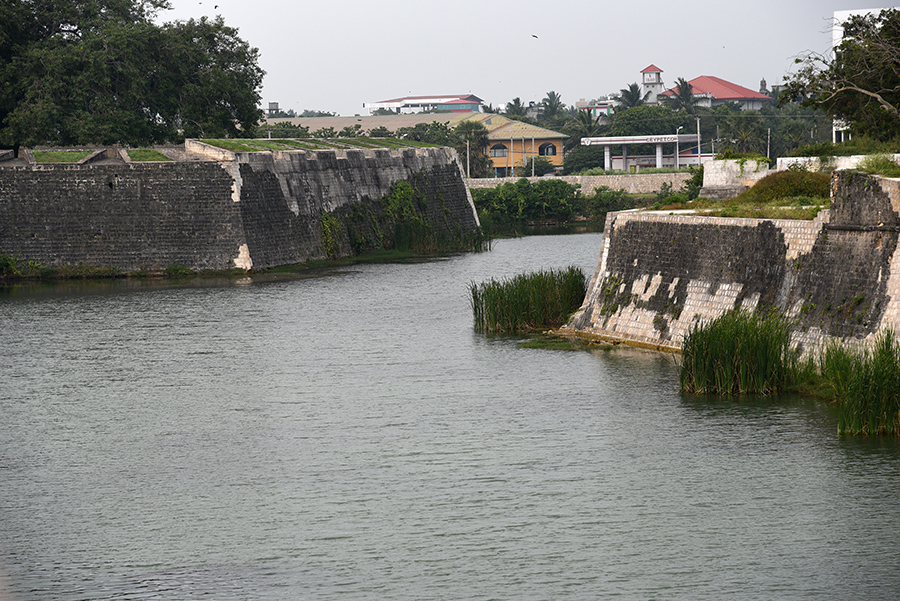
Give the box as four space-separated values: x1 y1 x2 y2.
471 178 579 232
562 145 607 174
732 170 830 204
662 77 701 114
614 83 650 109
516 156 556 177
0 2 264 146
783 8 900 140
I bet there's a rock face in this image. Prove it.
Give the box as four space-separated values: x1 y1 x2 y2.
0 144 480 272
565 171 900 353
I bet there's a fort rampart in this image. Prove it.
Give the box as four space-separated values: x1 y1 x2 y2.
466 172 692 195
0 143 479 272
564 171 900 354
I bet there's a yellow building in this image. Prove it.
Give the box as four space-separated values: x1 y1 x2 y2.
448 113 567 177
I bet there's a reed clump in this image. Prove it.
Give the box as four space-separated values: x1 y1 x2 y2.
820 331 900 435
681 309 900 436
680 309 799 395
470 266 587 334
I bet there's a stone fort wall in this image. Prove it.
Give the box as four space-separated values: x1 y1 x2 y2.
0 144 480 272
564 171 900 354
467 172 692 195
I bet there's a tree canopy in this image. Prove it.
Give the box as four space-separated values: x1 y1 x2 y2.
783 8 900 140
0 0 265 146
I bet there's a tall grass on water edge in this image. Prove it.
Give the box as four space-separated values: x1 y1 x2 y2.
680 309 798 395
470 266 587 334
820 330 900 436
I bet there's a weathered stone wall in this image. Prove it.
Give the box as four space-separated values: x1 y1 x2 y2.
467 172 692 195
699 158 772 199
0 145 480 272
564 171 900 354
0 162 243 271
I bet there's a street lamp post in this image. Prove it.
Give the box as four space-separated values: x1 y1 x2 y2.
675 126 684 169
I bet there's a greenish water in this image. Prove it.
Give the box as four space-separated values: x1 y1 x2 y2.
1 233 899 600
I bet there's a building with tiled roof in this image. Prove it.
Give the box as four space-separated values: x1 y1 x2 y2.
362 94 484 114
659 75 772 111
457 114 567 177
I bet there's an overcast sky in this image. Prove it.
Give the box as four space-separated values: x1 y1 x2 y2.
156 1 898 116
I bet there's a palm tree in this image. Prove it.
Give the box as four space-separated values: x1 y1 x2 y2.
481 103 499 114
614 83 650 109
540 90 565 122
663 77 701 114
564 110 606 150
452 120 491 178
505 97 526 116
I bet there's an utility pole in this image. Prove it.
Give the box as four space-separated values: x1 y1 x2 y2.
466 139 470 179
696 116 701 165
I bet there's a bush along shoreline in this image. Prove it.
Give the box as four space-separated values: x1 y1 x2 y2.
679 308 900 436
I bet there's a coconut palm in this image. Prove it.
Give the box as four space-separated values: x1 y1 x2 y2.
564 110 606 150
614 83 650 109
663 77 701 114
505 97 526 116
539 90 565 122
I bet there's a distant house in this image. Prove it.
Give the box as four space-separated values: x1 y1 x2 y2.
659 75 772 111
363 94 484 115
575 98 614 118
457 114 566 177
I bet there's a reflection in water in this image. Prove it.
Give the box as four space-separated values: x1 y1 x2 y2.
2 233 900 600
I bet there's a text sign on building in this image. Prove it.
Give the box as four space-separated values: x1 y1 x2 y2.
582 134 698 146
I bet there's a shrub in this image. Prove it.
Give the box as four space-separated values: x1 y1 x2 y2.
562 145 607 174
732 170 830 204
583 186 636 217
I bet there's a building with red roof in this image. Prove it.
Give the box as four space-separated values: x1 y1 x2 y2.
659 75 772 111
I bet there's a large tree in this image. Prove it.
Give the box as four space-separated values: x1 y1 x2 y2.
0 0 264 146
783 8 900 140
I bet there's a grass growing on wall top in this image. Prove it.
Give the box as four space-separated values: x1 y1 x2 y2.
856 154 900 178
653 169 831 219
470 266 587 334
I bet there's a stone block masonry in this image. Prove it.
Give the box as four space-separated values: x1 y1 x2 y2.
467 172 692 195
0 143 480 272
564 171 900 354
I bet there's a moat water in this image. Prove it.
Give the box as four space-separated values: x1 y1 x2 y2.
2 232 900 600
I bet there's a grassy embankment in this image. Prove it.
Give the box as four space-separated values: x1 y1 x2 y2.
653 166 831 220
680 309 900 436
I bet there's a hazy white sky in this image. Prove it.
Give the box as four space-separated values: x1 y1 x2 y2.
156 1 898 116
